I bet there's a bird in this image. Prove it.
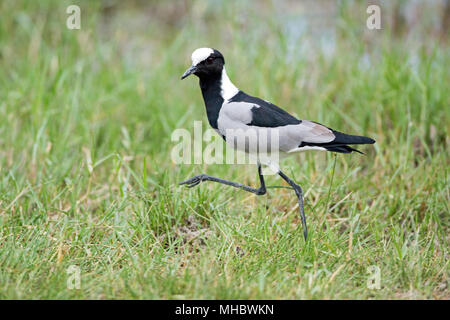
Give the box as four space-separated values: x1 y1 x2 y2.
179 47 375 240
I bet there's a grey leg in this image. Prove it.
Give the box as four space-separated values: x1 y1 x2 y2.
278 170 308 240
179 164 266 195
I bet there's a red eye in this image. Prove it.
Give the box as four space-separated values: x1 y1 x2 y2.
206 57 214 64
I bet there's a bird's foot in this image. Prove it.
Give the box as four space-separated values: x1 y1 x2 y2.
179 174 207 188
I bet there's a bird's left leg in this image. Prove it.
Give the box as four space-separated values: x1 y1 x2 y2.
278 170 308 240
179 164 266 195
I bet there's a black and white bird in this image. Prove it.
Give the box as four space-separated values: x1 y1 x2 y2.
180 48 375 240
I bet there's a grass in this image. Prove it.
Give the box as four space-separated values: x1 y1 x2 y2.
0 0 448 299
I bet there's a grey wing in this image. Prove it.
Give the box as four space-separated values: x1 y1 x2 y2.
218 101 336 153
217 101 262 137
279 121 336 152
287 120 335 144
222 91 335 147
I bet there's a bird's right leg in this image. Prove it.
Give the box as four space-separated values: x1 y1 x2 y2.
278 170 308 240
179 164 266 195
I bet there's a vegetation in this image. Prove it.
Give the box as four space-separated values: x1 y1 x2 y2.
0 0 448 299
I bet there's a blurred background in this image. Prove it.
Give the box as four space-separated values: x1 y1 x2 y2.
0 0 448 163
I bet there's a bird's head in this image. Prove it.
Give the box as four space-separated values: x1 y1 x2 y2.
181 48 225 80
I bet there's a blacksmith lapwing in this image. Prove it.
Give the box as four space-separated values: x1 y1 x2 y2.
180 48 375 240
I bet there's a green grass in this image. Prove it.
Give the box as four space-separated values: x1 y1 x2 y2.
0 0 448 299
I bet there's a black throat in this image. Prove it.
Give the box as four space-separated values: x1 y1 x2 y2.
199 74 224 129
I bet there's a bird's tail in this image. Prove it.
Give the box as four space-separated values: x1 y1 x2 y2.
323 131 376 154
297 129 375 154
332 131 376 145
324 130 375 154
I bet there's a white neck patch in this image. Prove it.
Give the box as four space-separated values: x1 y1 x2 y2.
220 68 239 101
191 47 214 66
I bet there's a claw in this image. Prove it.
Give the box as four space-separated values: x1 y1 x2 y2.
187 181 200 188
179 179 190 186
179 175 206 188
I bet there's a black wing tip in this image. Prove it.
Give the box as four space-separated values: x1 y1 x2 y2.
323 145 367 154
332 131 376 145
350 147 365 154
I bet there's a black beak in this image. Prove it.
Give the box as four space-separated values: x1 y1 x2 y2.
181 65 197 80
